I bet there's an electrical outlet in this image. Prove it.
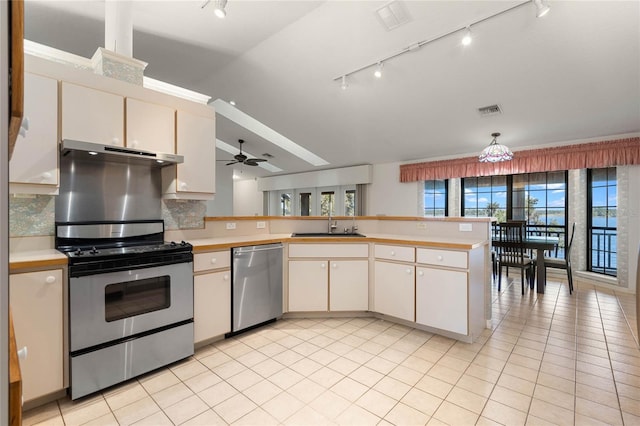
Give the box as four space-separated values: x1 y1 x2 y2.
459 223 473 232
417 222 427 229
226 222 237 230
256 221 266 229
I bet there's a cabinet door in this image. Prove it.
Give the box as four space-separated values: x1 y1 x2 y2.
10 269 64 402
329 260 368 311
175 110 215 194
416 267 468 334
126 98 175 154
61 82 124 146
374 261 414 322
10 73 58 190
288 260 328 311
194 271 231 344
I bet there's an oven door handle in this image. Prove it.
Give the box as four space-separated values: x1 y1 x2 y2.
234 246 282 255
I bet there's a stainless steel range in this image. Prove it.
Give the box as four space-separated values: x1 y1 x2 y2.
56 220 194 400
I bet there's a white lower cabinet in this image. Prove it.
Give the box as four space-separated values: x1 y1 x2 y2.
10 269 64 402
329 260 368 311
416 267 468 334
193 250 231 344
374 261 415 322
194 271 231 343
288 260 328 312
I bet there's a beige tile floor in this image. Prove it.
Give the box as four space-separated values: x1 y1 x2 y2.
24 275 640 426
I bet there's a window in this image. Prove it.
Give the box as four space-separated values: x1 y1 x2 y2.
320 191 335 216
462 172 568 258
299 192 312 216
345 189 356 216
462 176 507 221
588 167 617 276
279 192 292 216
424 180 448 217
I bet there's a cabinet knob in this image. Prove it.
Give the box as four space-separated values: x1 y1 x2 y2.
332 263 337 269
180 182 188 190
390 251 396 256
45 275 56 284
406 268 412 274
418 270 424 277
223 274 229 280
321 263 326 269
41 172 52 180
210 258 217 264
111 137 120 145
131 140 139 148
17 346 28 361
437 255 444 261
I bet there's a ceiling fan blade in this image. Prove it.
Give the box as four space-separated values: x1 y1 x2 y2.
244 160 260 166
226 161 239 166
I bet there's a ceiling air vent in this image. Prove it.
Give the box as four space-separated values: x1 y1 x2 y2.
261 153 274 159
375 0 412 31
477 104 503 117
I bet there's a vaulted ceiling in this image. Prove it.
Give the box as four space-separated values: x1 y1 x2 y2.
24 0 640 178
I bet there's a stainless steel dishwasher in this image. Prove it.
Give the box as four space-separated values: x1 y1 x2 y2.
230 243 283 335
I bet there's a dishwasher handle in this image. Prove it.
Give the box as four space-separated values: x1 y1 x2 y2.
233 244 283 255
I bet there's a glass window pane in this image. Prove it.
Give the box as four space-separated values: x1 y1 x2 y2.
345 190 355 216
299 192 312 216
592 187 607 207
320 192 335 216
280 193 292 216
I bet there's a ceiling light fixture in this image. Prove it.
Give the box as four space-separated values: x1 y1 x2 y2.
461 26 472 46
334 0 542 88
533 0 550 18
479 132 514 163
340 75 348 90
374 62 383 78
229 100 236 106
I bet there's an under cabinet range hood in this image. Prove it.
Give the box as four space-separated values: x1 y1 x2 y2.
60 139 183 167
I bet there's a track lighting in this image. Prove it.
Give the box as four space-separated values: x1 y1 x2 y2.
461 27 472 46
479 132 513 163
333 1 546 88
374 62 383 78
340 75 348 90
533 0 550 18
214 0 227 18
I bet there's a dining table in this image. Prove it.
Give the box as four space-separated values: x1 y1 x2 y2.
492 235 559 294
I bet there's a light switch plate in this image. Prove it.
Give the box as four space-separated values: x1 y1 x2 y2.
256 221 266 229
226 222 237 230
417 222 427 229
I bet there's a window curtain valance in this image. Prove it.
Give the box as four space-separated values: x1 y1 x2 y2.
399 137 640 182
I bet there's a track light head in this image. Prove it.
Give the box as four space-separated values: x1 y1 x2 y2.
534 0 550 18
461 27 472 46
374 62 383 79
340 75 348 90
214 0 227 18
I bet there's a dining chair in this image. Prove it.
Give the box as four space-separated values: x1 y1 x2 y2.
496 222 535 294
543 222 575 294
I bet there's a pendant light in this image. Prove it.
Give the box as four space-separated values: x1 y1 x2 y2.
479 132 513 162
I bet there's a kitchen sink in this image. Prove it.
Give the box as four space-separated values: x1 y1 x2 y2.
291 232 367 238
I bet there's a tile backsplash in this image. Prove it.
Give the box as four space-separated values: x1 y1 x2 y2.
9 195 55 237
162 200 206 230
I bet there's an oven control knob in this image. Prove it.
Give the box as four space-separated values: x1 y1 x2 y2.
180 240 187 246
90 247 98 255
170 241 177 247
74 248 83 256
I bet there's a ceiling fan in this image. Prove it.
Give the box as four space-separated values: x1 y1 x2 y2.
220 139 268 166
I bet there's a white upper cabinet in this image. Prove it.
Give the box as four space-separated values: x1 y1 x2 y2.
10 73 59 194
125 98 175 154
61 82 124 146
163 110 216 199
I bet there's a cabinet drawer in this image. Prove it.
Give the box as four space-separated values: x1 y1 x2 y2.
289 243 368 258
374 244 414 263
416 248 467 269
194 250 230 272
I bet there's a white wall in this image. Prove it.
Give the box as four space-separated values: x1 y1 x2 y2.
367 162 420 216
234 178 263 216
205 160 234 216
